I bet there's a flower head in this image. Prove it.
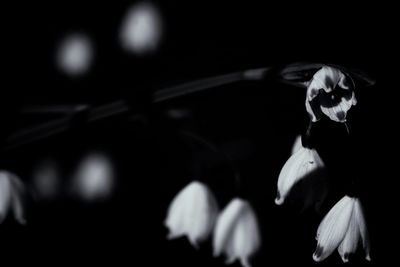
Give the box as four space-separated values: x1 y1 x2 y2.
275 144 324 205
213 198 261 267
165 181 219 248
313 196 371 262
0 171 27 224
306 66 356 123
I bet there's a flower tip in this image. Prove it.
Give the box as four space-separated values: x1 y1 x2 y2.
341 254 350 263
275 196 284 205
366 254 371 261
312 253 322 262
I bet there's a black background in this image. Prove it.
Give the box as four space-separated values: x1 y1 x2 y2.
1 1 397 266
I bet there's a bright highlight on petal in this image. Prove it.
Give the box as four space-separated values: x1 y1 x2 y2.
0 171 27 224
165 181 219 248
314 196 371 262
275 145 324 205
213 198 261 267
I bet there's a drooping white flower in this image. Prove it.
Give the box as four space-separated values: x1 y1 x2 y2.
165 181 219 248
313 196 371 262
275 144 324 205
306 66 356 123
213 198 261 267
0 171 27 224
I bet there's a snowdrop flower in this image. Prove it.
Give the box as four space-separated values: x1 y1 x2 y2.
306 66 356 123
165 181 219 248
275 144 324 205
291 135 302 155
213 198 261 267
0 171 27 224
313 196 371 262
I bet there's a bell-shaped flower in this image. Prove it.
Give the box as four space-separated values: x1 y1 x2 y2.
0 171 27 224
313 196 371 262
165 181 219 248
213 198 261 267
306 66 357 123
275 144 325 205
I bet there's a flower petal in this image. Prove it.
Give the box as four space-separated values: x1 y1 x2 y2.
313 196 354 262
165 181 219 247
354 199 371 261
0 173 12 223
213 199 260 267
276 147 324 205
338 206 360 262
9 174 27 225
291 135 302 155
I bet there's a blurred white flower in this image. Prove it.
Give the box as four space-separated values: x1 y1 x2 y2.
0 171 27 224
213 198 261 267
275 144 324 205
56 33 94 76
119 2 163 55
71 153 115 202
313 196 371 262
165 181 219 248
306 66 356 123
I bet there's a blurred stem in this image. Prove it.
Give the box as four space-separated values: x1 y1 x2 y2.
180 131 242 191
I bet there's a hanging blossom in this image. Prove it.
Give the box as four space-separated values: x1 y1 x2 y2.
306 66 357 123
165 181 219 248
213 198 261 267
275 139 325 205
313 196 371 262
0 171 27 224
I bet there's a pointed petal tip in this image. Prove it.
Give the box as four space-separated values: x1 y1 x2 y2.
366 254 371 261
312 253 322 262
275 197 284 205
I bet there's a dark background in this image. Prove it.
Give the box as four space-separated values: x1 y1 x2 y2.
1 1 396 266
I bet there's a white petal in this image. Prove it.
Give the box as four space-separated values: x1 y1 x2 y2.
307 66 343 96
291 135 302 155
213 198 260 267
320 95 353 122
354 199 371 260
313 196 354 262
276 147 324 205
305 99 319 122
0 173 12 223
9 174 27 225
165 181 218 247
338 205 360 262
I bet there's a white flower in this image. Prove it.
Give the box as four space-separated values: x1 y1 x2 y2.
165 181 219 248
275 144 324 205
306 66 357 123
0 171 27 224
213 198 261 267
313 196 371 262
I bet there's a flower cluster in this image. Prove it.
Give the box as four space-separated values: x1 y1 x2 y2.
165 181 261 267
275 65 371 263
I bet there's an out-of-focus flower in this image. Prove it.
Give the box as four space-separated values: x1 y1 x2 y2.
119 2 163 55
313 196 371 262
0 171 27 224
56 33 93 76
32 160 61 201
213 198 261 267
165 181 219 248
70 153 115 202
306 66 356 123
275 144 324 205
